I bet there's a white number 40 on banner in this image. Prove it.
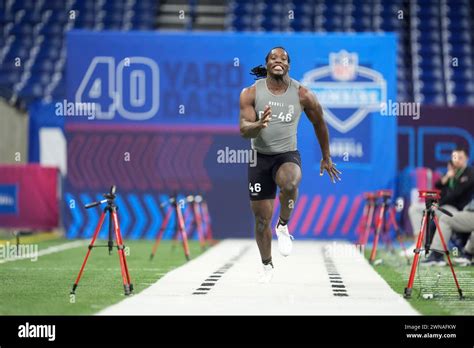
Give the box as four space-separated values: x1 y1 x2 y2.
75 56 159 120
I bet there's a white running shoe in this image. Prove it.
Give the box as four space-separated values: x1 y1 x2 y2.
276 223 294 256
258 263 274 283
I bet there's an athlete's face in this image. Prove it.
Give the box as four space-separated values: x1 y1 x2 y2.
266 48 290 77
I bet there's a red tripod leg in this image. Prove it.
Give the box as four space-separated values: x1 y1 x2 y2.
113 212 132 285
70 211 106 294
172 204 189 249
176 202 191 261
193 201 206 250
112 210 133 295
150 206 172 260
433 215 464 299
404 212 428 298
201 201 214 244
381 208 391 251
362 202 375 246
357 201 369 243
369 203 386 263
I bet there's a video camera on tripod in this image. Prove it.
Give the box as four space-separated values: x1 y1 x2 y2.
404 189 463 300
70 185 133 296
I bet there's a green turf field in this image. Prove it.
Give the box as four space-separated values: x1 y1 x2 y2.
2 237 472 316
0 239 207 315
366 248 474 315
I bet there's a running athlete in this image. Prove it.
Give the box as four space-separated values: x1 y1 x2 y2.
239 47 341 282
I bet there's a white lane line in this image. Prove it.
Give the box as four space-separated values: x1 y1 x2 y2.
0 240 88 264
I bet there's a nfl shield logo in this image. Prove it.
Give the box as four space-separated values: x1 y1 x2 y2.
330 50 357 81
300 50 386 134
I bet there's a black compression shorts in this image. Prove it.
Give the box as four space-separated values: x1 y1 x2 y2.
248 150 302 201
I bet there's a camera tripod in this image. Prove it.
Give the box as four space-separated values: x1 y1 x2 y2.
369 190 410 264
172 195 214 249
404 190 463 299
70 186 133 296
149 193 191 261
185 195 207 250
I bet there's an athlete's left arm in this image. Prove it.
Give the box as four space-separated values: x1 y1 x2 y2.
299 86 341 183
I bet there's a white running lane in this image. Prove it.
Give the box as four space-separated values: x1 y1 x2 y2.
99 239 418 315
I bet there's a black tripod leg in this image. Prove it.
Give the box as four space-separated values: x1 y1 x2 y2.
108 208 114 255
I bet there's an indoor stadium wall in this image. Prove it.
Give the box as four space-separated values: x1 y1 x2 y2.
0 100 28 164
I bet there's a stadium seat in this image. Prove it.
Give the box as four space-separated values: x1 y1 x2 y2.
0 0 473 106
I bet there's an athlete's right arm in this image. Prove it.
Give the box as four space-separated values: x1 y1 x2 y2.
239 86 271 139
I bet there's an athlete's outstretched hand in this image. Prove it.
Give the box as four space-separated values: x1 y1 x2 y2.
320 157 341 183
259 105 272 128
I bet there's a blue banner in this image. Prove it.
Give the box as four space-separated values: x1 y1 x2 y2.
0 185 18 214
65 31 397 240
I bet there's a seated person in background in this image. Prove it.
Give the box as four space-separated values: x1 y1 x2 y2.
438 159 454 198
407 147 474 258
434 148 474 211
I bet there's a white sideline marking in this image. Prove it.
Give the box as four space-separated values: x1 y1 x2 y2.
0 240 88 264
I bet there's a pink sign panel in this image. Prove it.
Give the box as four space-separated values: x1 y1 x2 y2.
0 164 58 230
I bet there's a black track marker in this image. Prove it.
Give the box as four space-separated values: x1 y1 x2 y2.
323 247 349 297
192 246 250 295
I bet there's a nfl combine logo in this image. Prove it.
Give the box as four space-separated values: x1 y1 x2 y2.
301 50 387 134
330 50 357 81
